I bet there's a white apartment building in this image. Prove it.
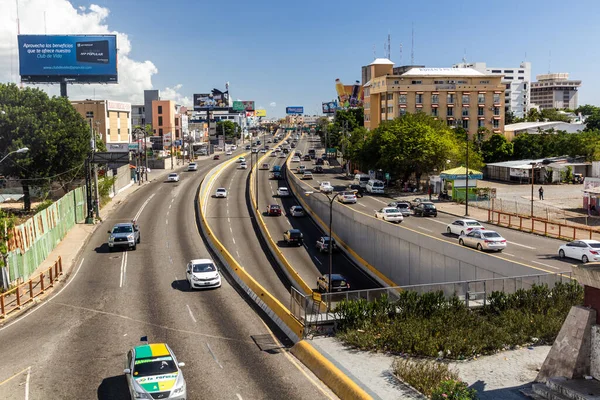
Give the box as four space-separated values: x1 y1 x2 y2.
132 105 145 127
530 73 582 110
453 61 531 118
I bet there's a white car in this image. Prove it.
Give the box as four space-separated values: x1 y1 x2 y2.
167 173 180 182
226 150 232 156
237 156 246 163
186 258 221 289
231 145 237 150
302 171 313 180
252 148 259 153
270 152 277 157
215 188 228 198
446 219 485 236
187 163 198 171
375 207 404 223
277 187 290 197
289 205 305 217
459 230 507 252
558 240 600 263
319 181 334 194
278 153 286 158
291 156 301 163
240 162 247 169
338 191 357 204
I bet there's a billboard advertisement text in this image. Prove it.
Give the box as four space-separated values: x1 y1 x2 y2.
193 89 230 111
322 101 338 114
18 35 118 83
255 109 267 117
286 106 304 115
232 101 255 112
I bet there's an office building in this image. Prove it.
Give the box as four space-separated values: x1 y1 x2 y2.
71 100 132 149
131 105 145 127
363 59 505 138
453 62 531 118
152 100 181 140
144 90 160 128
530 73 582 110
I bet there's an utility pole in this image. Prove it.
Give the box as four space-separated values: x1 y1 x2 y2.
144 128 148 182
170 131 174 170
465 132 469 217
92 124 100 219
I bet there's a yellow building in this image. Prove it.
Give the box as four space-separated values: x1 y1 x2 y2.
364 59 505 139
71 100 132 146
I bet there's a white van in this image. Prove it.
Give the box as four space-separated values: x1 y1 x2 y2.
353 174 371 188
366 179 385 194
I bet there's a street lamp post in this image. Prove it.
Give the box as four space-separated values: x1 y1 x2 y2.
0 147 29 164
530 162 536 218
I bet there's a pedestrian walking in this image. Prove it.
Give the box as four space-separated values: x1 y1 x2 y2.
539 186 544 200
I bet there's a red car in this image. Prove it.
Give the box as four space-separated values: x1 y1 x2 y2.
213 154 220 160
267 204 282 216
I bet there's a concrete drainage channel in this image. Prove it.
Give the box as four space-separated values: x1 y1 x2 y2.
195 135 373 400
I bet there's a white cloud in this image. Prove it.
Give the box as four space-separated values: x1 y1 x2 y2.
0 0 186 105
269 102 277 107
161 84 192 107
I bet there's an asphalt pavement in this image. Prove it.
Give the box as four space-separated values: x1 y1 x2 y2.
0 153 334 399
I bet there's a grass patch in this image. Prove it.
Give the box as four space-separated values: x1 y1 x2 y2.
335 282 582 360
393 358 458 397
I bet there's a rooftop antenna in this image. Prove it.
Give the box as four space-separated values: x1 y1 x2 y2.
411 23 415 65
399 43 403 64
373 44 376 59
462 48 467 64
387 32 391 60
548 50 551 73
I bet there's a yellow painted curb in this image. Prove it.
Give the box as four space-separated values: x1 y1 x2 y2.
290 340 372 400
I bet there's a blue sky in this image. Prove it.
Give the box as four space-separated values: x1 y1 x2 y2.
34 0 600 116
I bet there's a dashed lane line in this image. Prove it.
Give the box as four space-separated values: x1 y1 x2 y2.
417 226 433 232
313 256 322 265
507 241 536 250
531 260 560 269
186 304 197 323
206 343 224 369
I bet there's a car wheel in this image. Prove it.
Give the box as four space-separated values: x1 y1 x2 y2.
132 244 137 251
446 227 452 234
137 235 141 244
108 246 113 252
559 249 565 258
459 239 465 246
460 230 465 236
583 255 589 263
477 243 483 251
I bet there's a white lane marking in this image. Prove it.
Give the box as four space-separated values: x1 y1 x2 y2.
236 250 240 258
232 237 236 245
25 366 31 400
313 256 322 265
303 244 308 250
228 217 231 223
532 261 560 269
236 394 243 400
507 241 536 250
229 226 233 234
417 226 433 232
429 219 447 225
119 252 128 288
357 203 367 208
503 252 515 256
166 211 169 217
133 193 155 220
166 219 168 225
206 343 224 369
371 197 388 205
286 220 291 226
169 204 172 209
0 258 85 333
171 198 175 203
186 304 197 323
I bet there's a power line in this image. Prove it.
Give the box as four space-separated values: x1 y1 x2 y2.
4 162 86 182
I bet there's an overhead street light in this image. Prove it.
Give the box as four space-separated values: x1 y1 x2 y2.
0 147 29 164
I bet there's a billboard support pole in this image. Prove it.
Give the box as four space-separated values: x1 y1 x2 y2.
60 82 67 98
144 129 148 182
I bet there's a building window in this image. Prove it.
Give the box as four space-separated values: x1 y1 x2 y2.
493 119 500 129
393 80 399 84
107 128 110 137
398 94 407 104
118 128 121 138
447 120 454 127
462 94 470 104
411 80 422 84
462 119 469 129
387 93 393 100
431 108 438 117
416 94 423 104
85 111 94 118
518 77 524 80
434 80 444 84
505 76 513 80
159 128 163 135
447 107 454 117
158 105 163 114
504 70 514 73
478 94 485 104
518 70 524 73
175 118 179 126
479 80 490 84
387 106 393 114
462 107 469 117
457 80 467 84
447 94 455 103
431 94 439 104
478 107 484 116
493 107 500 116
493 94 501 103
491 70 501 73
399 108 406 117
158 116 163 126
506 84 511 89
478 119 485 128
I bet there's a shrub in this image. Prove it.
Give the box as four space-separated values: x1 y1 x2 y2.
393 358 458 397
34 199 53 213
431 380 478 400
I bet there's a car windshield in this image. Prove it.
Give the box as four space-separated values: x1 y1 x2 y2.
331 279 347 287
589 243 600 248
483 232 502 238
217 189 226 192
385 209 397 213
423 204 435 209
397 203 409 208
113 226 133 233
466 222 481 226
289 231 302 238
133 356 178 377
270 205 280 209
169 174 177 177
192 263 216 273
373 182 384 187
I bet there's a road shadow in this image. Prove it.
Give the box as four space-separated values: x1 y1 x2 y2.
97 374 130 400
441 232 457 238
469 380 532 400
171 279 192 292
94 243 112 254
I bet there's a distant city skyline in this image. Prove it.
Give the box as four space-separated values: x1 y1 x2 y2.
0 0 598 117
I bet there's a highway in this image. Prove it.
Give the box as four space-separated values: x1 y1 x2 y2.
0 153 333 399
293 135 576 277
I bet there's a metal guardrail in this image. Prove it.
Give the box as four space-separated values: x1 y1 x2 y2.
0 256 62 318
292 271 573 337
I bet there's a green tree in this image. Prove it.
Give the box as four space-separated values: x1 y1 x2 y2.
0 83 91 210
505 110 517 125
540 108 570 122
481 133 514 163
585 112 600 131
576 104 600 116
0 209 16 274
216 120 241 139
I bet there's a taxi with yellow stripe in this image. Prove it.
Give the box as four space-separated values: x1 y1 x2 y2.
124 343 186 399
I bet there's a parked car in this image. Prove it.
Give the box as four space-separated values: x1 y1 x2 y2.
167 173 180 182
388 202 411 216
302 171 313 180
316 236 337 253
277 187 290 197
187 163 198 171
317 274 350 293
375 207 404 223
266 204 282 216
459 230 507 252
446 219 485 236
107 221 140 251
558 240 600 263
283 229 304 246
319 181 334 194
215 188 228 198
186 258 221 289
338 191 357 204
289 205 305 217
413 202 437 217
245 145 251 150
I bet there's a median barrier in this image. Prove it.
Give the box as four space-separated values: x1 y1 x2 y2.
197 147 304 342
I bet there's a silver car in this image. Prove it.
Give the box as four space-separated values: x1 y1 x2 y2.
107 222 140 251
459 230 507 252
388 202 412 216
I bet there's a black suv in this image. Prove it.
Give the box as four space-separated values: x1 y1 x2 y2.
317 274 350 292
413 202 437 217
283 229 304 246
348 184 365 198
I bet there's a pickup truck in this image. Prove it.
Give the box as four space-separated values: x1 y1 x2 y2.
107 221 140 251
320 181 334 194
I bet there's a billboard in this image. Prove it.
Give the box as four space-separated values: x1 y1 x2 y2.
232 101 255 112
335 79 364 108
193 89 230 111
18 35 118 83
322 101 338 114
286 106 304 115
255 109 267 117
